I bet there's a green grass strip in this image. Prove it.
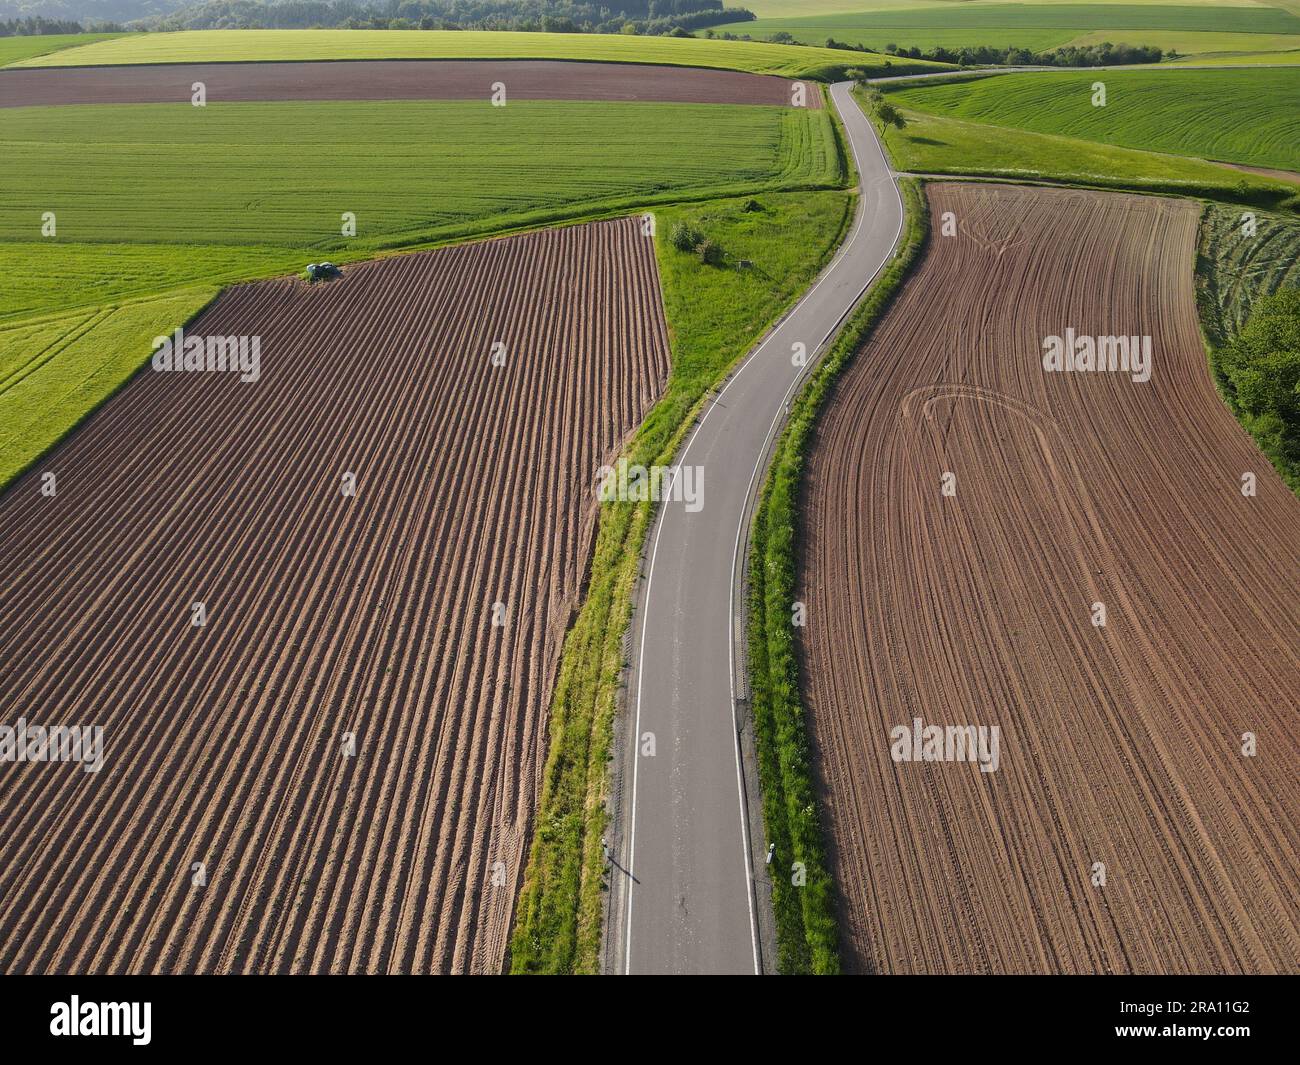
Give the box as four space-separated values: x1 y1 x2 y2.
746 176 929 974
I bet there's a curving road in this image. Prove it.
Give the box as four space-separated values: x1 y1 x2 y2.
609 81 905 974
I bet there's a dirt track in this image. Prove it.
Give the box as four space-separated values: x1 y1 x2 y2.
0 59 819 109
0 217 669 973
1219 160 1300 186
800 183 1300 973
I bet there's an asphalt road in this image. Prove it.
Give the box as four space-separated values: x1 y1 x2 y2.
611 81 904 975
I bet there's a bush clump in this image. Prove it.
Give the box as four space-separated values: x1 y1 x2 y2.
696 238 724 266
1215 287 1300 491
669 221 703 252
669 221 725 266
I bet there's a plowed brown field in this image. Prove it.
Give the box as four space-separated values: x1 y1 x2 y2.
0 217 669 973
0 59 820 109
800 183 1300 974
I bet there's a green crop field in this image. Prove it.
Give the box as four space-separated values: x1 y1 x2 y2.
0 100 840 249
734 21 1071 52
733 2 1300 52
13 28 948 78
0 91 847 495
741 0 1297 20
865 90 1299 213
0 33 122 68
885 69 1300 171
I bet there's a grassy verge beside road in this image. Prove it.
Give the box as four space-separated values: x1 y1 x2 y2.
745 177 928 974
508 188 853 974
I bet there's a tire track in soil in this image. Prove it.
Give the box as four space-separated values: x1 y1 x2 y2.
0 216 669 974
800 183 1300 974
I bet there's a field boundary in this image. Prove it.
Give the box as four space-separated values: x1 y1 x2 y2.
745 177 929 973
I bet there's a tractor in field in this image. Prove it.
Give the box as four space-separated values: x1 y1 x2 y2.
303 261 343 284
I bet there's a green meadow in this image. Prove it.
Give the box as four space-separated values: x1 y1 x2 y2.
1065 29 1300 55
0 242 307 322
0 100 840 249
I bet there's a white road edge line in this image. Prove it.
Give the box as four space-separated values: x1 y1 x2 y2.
625 83 903 975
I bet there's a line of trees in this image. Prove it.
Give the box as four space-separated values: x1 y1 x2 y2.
820 37 1164 68
145 0 753 35
0 0 175 25
1 15 89 32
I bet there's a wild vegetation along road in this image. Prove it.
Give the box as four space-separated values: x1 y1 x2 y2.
613 81 903 975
